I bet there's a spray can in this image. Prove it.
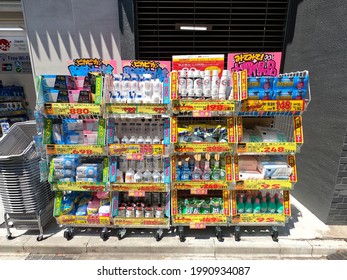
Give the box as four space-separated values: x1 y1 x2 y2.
193 70 203 99
218 70 229 100
187 69 195 99
211 70 220 100
203 70 211 99
143 74 152 103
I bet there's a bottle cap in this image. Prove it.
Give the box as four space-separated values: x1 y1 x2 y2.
205 70 210 76
255 198 260 203
188 70 194 77
270 197 275 202
180 69 187 76
194 70 201 77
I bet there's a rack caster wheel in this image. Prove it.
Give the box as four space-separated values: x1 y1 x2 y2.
36 235 44 242
63 229 73 241
271 231 279 242
155 229 163 242
100 228 109 241
178 227 185 242
234 231 241 242
117 229 126 240
6 234 12 240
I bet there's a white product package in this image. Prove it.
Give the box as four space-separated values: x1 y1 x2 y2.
257 155 292 179
241 129 262 142
254 126 287 142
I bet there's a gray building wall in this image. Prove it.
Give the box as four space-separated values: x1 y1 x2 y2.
284 0 347 223
22 0 122 76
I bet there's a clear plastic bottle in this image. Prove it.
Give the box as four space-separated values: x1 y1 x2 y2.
143 169 153 182
181 159 191 181
192 154 202 181
129 135 137 144
116 169 124 183
152 170 161 183
245 197 253 213
121 135 129 144
145 136 152 144
152 136 161 144
202 154 212 180
125 168 135 183
134 170 143 183
137 135 144 144
152 79 162 103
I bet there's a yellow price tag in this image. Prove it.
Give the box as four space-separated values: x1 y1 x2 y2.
99 216 110 225
190 222 206 229
174 143 233 153
106 104 137 114
236 180 293 190
243 142 297 154
76 216 87 224
46 145 105 155
190 189 208 195
128 190 146 197
45 103 101 115
137 105 167 114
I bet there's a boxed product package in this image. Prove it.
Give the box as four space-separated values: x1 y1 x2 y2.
64 131 84 144
76 164 101 178
254 126 287 142
247 77 274 100
241 129 262 142
257 155 292 179
52 155 80 169
239 170 264 180
83 131 98 144
62 119 83 132
54 168 76 179
238 156 258 171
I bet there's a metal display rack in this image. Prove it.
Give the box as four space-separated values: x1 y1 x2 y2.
0 121 54 241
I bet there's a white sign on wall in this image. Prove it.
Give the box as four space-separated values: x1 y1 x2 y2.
0 36 29 53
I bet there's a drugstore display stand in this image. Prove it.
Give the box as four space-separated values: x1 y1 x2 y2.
104 74 171 241
169 71 238 242
36 74 112 241
231 70 311 241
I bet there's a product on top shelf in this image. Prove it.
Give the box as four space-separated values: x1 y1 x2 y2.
241 126 287 143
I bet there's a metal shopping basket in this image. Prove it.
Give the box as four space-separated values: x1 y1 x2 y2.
0 121 54 241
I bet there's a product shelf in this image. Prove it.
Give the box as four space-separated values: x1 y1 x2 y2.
236 116 304 155
230 190 290 226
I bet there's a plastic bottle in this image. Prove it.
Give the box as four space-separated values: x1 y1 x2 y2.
112 75 121 103
175 161 182 181
276 198 284 214
161 172 164 183
143 74 152 103
202 154 212 180
211 154 221 180
220 155 226 180
137 136 144 144
203 70 211 99
152 79 162 103
144 155 153 172
113 135 120 144
274 193 280 204
129 135 137 144
152 136 161 144
218 70 229 100
189 155 195 172
134 170 143 183
192 154 202 181
178 69 187 99
261 197 268 213
142 169 153 182
152 170 161 183
245 197 253 213
130 74 139 101
187 70 195 99
237 196 245 214
181 158 191 180
268 197 277 214
266 192 271 204
145 136 152 144
125 168 135 183
193 70 203 99
116 169 124 183
211 69 220 100
122 74 131 103
121 135 129 144
253 198 261 214
118 155 128 172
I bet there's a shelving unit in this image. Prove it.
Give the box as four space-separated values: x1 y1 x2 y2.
230 70 310 241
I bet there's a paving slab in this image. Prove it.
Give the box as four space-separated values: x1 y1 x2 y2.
308 239 347 256
278 239 313 257
150 237 215 256
0 235 31 253
0 253 29 260
23 235 91 254
87 236 151 254
214 237 280 258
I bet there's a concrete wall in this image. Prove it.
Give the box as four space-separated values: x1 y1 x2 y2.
284 0 347 223
22 0 122 76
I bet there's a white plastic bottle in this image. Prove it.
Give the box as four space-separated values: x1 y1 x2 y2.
203 70 211 99
152 136 161 144
143 74 153 103
187 69 195 99
178 69 187 99
137 136 145 144
193 70 203 99
218 70 229 100
152 79 162 103
116 169 124 183
152 170 161 183
145 136 152 144
129 136 137 144
125 168 135 183
122 74 131 103
211 69 220 100
134 170 143 183
121 136 129 144
112 75 121 103
130 74 139 95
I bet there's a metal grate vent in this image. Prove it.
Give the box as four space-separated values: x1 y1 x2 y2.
135 0 289 65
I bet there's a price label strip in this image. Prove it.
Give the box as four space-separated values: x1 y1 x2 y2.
46 145 105 155
113 218 168 226
52 182 106 191
128 190 146 197
111 183 166 192
106 104 137 114
174 143 234 153
173 100 236 112
173 214 227 224
109 144 165 156
241 100 305 112
57 215 76 224
44 103 101 115
238 142 297 154
232 214 286 224
173 181 229 190
235 180 293 190
137 104 168 115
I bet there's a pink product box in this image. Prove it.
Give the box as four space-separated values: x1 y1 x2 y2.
83 119 99 131
238 156 258 171
83 131 98 144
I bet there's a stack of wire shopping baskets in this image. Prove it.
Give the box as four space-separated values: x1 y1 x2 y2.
0 121 54 241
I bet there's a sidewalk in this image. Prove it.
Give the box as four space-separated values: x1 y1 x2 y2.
0 196 346 260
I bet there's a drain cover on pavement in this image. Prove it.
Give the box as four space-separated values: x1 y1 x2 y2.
25 254 78 260
326 250 347 260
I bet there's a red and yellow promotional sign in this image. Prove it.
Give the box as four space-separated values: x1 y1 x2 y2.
46 145 105 155
232 214 286 224
108 144 165 156
174 143 234 153
171 117 178 143
106 104 168 115
226 155 233 182
57 215 76 224
170 71 178 100
113 218 169 226
172 100 236 113
294 116 304 143
288 155 297 182
173 214 227 224
111 183 166 192
283 190 291 216
236 117 243 142
128 190 146 197
223 190 230 216
235 180 293 190
52 182 106 192
191 189 208 195
240 70 248 100
237 142 297 154
227 117 236 143
234 156 240 181
44 103 101 115
173 181 229 190
241 100 305 113
190 222 206 229
232 72 239 100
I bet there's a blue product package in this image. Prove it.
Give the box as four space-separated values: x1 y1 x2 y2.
62 119 83 133
109 157 117 183
163 118 170 145
162 77 170 104
76 164 101 178
294 76 309 90
59 177 76 183
64 131 82 144
75 204 88 216
163 157 171 183
53 155 80 169
271 89 306 100
273 76 295 90
248 77 273 100
111 192 119 218
54 168 76 179
61 198 76 215
107 118 115 144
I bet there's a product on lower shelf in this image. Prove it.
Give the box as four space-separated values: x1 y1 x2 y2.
241 126 287 143
238 155 292 180
236 190 283 214
177 197 224 215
